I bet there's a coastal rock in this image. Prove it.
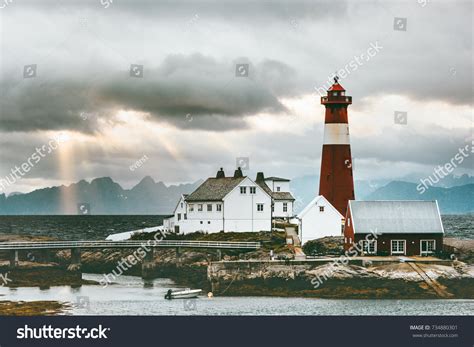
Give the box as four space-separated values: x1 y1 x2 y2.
302 236 343 256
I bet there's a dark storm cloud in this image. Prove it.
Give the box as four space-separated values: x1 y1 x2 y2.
0 78 102 133
0 0 472 191
0 54 297 132
101 54 292 128
16 0 348 21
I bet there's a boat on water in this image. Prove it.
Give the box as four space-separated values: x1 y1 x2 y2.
164 288 202 300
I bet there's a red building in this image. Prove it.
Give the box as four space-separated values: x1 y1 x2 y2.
318 77 355 217
344 200 444 256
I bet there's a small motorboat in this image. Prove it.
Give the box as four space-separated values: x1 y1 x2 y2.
164 288 202 300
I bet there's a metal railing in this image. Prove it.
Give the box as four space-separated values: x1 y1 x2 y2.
0 240 261 250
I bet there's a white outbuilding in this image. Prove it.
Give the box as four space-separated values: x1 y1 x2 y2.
294 195 344 245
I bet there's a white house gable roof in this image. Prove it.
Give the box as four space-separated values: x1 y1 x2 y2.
185 177 245 202
349 200 444 234
298 195 344 219
172 194 188 214
224 177 272 200
256 180 295 201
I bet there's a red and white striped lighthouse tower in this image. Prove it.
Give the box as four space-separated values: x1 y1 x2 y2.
318 77 355 216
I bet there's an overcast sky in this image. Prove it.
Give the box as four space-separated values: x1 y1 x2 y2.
0 0 472 194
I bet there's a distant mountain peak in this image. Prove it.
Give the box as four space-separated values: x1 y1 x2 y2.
91 176 115 184
138 176 156 185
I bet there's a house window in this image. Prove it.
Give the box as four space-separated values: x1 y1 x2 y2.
207 221 211 224
198 204 203 211
421 240 436 255
250 187 256 194
391 240 406 255
283 203 288 212
362 240 376 254
200 221 203 224
341 91 345 96
189 204 194 212
319 206 325 212
272 205 274 212
276 187 281 192
184 213 187 220
257 203 264 212
177 213 181 221
216 204 222 212
333 91 338 96
347 218 350 227
240 187 247 194
180 202 183 208
207 204 212 212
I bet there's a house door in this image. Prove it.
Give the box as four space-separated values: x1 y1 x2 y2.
391 240 406 255
420 240 435 256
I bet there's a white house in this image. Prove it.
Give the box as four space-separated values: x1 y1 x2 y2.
162 194 188 232
256 175 295 219
163 168 295 234
293 195 344 245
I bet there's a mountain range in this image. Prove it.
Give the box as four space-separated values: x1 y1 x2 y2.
0 177 202 215
0 175 472 215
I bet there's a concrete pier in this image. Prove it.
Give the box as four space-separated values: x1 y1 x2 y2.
141 248 155 279
68 248 82 272
9 250 19 268
41 249 51 263
71 248 81 265
175 247 181 264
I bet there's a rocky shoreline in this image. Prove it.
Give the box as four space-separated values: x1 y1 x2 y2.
0 300 70 316
1 233 474 300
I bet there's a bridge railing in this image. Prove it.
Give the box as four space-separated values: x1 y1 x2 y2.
0 240 261 250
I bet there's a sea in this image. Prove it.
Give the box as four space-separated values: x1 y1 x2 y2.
0 214 472 316
0 214 472 240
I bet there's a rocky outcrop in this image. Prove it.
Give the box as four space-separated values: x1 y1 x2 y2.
444 238 474 264
208 260 474 299
302 236 343 256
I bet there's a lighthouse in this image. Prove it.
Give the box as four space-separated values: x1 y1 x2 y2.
318 77 355 216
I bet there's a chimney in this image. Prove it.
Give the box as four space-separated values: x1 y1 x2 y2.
216 168 225 178
233 167 243 178
256 172 265 182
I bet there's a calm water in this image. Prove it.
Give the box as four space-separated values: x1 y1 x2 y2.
1 273 472 316
0 214 472 240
